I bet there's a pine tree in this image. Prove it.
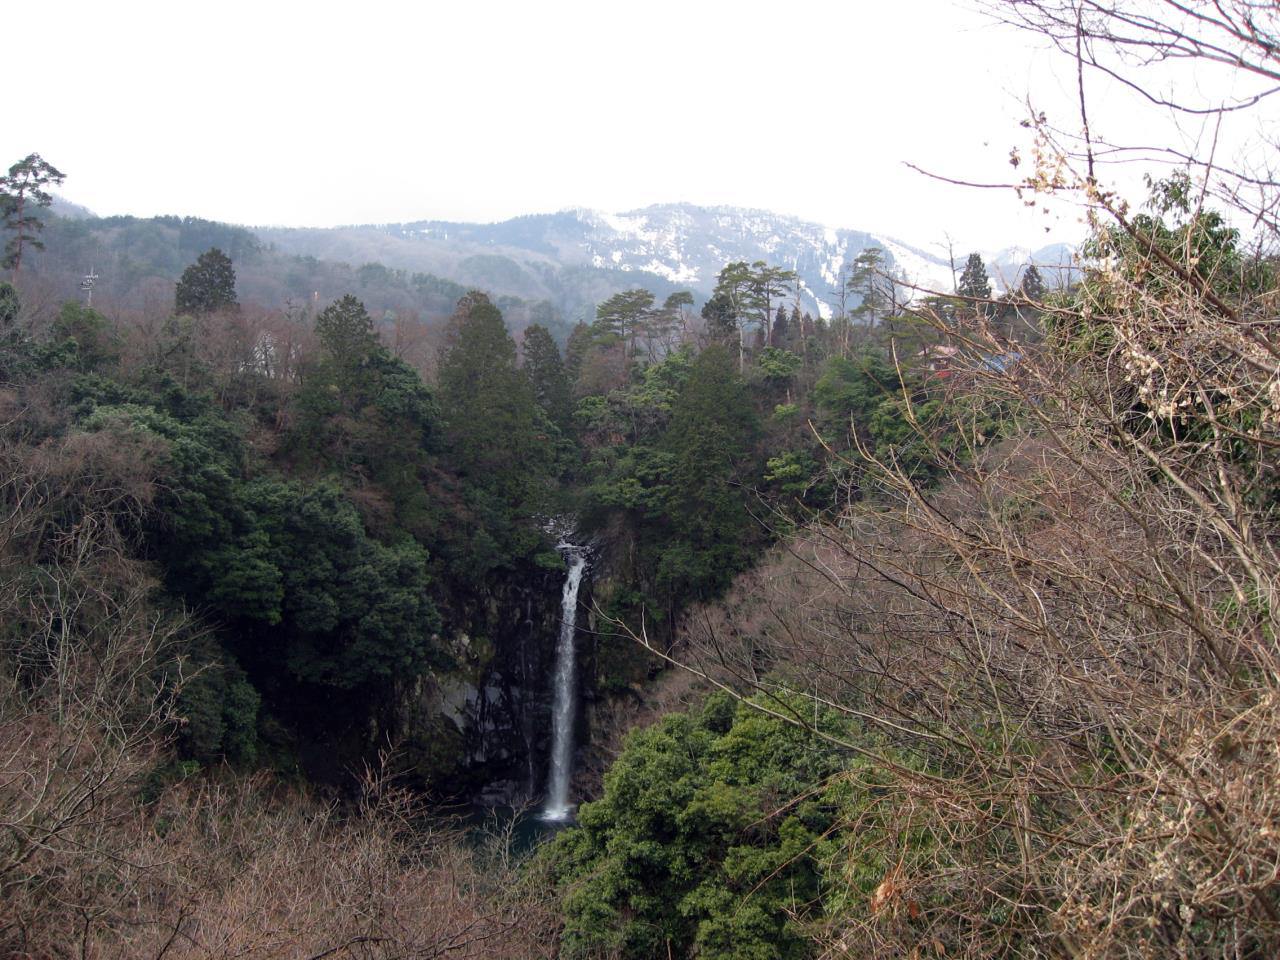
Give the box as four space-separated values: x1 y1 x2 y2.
664 291 695 342
175 247 238 315
593 288 655 362
847 247 890 334
1 153 65 274
708 261 760 372
749 262 797 344
636 291 689 361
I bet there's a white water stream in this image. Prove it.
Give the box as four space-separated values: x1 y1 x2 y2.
541 546 587 821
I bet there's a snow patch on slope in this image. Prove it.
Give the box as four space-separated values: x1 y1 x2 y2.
879 238 956 299
640 259 700 285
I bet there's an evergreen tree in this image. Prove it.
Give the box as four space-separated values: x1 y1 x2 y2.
771 303 789 346
522 322 573 431
706 261 797 369
749 262 797 344
700 289 737 344
659 344 760 598
292 296 439 505
564 320 592 394
663 290 695 342
437 292 551 563
637 293 684 361
957 252 993 305
315 294 379 364
175 247 238 315
708 261 757 372
50 301 121 371
554 692 857 960
0 281 18 329
1 153 65 274
1019 263 1047 302
593 288 655 361
788 304 804 356
312 293 381 402
847 246 891 332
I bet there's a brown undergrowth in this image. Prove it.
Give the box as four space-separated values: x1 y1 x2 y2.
0 398 557 960
668 277 1280 956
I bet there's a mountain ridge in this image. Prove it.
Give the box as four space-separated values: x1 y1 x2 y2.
256 202 1075 320
38 197 1076 324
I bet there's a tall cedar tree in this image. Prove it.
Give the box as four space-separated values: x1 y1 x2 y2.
1 153 65 273
314 293 380 400
175 247 239 315
437 292 549 506
771 304 789 346
957 252 992 303
564 320 592 395
522 323 573 432
1019 263 1046 302
659 343 760 598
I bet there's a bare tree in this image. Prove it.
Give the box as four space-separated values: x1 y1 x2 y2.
0 397 561 959
608 4 1280 956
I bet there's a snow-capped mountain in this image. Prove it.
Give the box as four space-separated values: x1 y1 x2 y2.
257 203 1071 321
391 203 962 319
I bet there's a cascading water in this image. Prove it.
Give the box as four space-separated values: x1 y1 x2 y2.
542 545 587 821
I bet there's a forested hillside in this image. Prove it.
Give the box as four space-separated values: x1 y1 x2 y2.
18 211 572 352
0 160 1052 952
23 199 1074 332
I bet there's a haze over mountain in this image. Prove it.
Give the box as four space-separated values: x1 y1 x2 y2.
28 195 1076 332
256 202 1076 320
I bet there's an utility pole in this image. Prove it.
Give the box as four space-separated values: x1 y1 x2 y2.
80 266 99 306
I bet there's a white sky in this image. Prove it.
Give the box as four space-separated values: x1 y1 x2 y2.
5 0 1257 251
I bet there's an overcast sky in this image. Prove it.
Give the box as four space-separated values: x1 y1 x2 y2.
5 0 1250 251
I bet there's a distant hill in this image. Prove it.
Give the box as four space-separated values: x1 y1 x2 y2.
19 202 1076 336
49 195 96 220
19 213 570 342
260 203 1077 319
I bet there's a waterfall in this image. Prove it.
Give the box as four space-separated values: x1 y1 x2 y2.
542 545 587 821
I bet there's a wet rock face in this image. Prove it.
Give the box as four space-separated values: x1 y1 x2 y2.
465 575 563 803
398 563 594 805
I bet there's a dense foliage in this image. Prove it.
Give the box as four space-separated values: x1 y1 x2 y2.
552 694 874 960
0 263 587 788
175 246 238 315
